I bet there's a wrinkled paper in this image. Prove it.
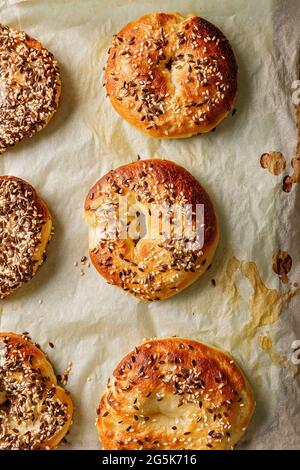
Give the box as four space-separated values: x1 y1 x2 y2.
0 0 300 450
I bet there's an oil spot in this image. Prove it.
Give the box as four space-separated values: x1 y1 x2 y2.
281 86 300 192
240 260 284 337
259 335 288 367
260 151 286 176
219 257 300 339
291 155 300 178
218 256 241 308
283 155 300 193
260 334 272 351
272 251 292 284
283 175 293 193
260 73 300 192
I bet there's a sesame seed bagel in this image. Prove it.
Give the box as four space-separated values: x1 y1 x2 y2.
97 338 255 450
0 176 52 299
84 159 219 301
0 332 73 450
0 24 61 154
105 12 237 139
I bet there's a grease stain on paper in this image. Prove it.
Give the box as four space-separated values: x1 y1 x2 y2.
283 155 300 192
219 256 300 364
260 151 286 176
239 260 300 338
272 250 292 284
260 67 300 193
219 256 241 308
259 335 288 368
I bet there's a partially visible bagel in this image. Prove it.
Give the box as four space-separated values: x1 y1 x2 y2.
97 338 255 450
0 23 61 154
0 332 73 450
84 159 219 301
0 176 52 299
105 12 237 138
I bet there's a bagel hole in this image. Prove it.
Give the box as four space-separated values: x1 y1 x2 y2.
142 394 186 421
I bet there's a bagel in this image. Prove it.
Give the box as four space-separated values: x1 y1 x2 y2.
97 337 255 450
0 23 61 154
105 12 237 138
0 176 52 299
84 159 219 301
0 332 73 450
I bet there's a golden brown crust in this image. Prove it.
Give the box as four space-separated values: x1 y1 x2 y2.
105 13 237 138
0 332 73 450
84 159 219 301
97 338 255 450
0 176 53 299
0 24 61 154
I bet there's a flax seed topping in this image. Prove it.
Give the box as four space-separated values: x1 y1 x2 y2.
0 176 52 299
0 333 73 450
0 24 61 154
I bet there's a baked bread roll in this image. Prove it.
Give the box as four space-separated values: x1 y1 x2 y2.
84 159 219 301
97 338 255 450
105 12 237 138
0 176 52 299
0 24 61 154
0 332 73 450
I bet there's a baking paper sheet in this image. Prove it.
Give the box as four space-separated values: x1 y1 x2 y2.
0 0 300 450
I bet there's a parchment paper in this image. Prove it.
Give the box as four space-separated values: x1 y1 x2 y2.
0 0 300 450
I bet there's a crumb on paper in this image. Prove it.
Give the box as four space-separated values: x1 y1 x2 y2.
60 361 73 386
73 255 90 276
272 251 292 284
260 151 286 176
